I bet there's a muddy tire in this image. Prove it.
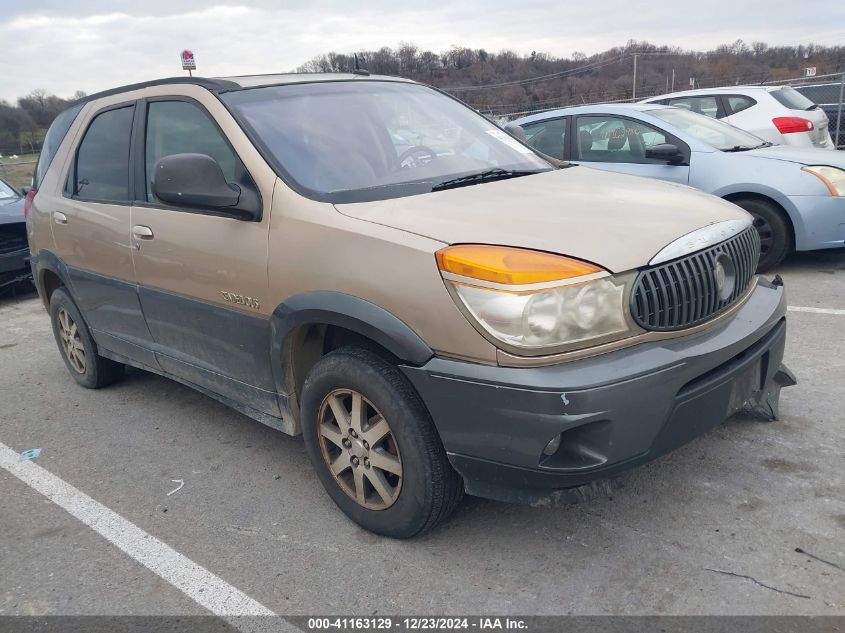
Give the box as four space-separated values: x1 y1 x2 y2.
301 346 463 538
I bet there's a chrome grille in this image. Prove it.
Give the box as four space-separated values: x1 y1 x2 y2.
631 227 760 331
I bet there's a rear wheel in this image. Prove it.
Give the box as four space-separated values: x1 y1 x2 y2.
301 346 463 538
732 197 791 272
49 288 124 389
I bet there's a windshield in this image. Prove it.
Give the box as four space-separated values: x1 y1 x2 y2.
650 107 769 151
221 81 551 203
0 179 18 199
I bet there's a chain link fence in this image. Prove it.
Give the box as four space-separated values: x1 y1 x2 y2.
484 71 845 149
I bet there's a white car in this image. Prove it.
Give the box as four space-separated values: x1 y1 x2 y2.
641 86 835 150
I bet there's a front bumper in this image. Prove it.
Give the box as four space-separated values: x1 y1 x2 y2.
790 194 845 251
0 246 30 285
402 280 793 504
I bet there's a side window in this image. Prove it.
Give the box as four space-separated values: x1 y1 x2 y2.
725 95 756 115
145 101 239 203
668 96 719 119
575 115 670 164
522 118 567 159
68 106 134 202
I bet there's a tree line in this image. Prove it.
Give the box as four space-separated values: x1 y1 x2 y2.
2 39 843 154
0 89 85 155
298 40 845 116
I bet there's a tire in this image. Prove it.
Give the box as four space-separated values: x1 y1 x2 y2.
49 287 124 389
301 346 463 538
733 197 791 272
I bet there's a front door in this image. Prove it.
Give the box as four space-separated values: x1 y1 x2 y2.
129 97 278 415
573 114 691 185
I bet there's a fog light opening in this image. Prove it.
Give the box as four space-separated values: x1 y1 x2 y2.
542 433 562 456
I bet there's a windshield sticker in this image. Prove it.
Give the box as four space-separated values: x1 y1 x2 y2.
486 129 535 154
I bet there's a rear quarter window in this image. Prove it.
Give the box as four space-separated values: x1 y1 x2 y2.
769 87 816 111
725 95 756 115
34 103 84 189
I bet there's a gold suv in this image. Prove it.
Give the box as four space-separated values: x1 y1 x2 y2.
26 73 795 537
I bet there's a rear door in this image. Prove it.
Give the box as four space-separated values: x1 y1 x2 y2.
572 114 690 184
49 100 159 368
129 94 279 415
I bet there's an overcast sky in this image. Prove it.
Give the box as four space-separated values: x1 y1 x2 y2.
1 0 843 102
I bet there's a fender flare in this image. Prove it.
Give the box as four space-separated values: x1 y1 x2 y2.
715 184 803 245
30 250 74 307
268 291 434 397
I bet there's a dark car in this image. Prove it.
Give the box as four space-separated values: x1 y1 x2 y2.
0 176 30 288
794 83 844 148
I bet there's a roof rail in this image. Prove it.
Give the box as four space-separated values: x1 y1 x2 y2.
68 76 241 108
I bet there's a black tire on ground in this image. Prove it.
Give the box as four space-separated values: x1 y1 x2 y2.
49 287 124 389
733 197 792 273
300 346 463 538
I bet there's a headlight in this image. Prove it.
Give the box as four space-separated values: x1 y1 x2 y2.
802 165 845 196
436 245 639 354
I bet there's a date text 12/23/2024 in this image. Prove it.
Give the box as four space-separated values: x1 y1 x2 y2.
306 618 528 630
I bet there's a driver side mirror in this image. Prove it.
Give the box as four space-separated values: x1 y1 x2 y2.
645 143 685 165
151 153 261 221
503 122 528 142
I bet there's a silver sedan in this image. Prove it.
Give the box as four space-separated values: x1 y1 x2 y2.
512 103 845 270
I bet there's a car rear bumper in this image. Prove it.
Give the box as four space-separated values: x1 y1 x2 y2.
402 279 793 504
789 194 845 251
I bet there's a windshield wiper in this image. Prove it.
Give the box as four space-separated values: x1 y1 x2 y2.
431 168 541 192
722 141 772 152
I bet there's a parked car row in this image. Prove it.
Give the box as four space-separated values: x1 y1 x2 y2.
510 100 845 270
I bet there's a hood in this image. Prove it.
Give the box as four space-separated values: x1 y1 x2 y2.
0 195 24 225
744 145 845 167
335 167 749 273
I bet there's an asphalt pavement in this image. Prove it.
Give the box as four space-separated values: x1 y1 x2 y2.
1 250 844 619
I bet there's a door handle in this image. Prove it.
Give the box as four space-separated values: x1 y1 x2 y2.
132 225 154 240
52 212 67 225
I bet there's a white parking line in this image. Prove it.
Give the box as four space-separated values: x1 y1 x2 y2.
788 306 845 316
0 441 290 631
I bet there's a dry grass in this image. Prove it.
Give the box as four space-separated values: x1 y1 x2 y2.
0 162 36 191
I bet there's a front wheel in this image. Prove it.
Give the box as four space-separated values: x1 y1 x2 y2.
300 347 463 538
733 197 792 272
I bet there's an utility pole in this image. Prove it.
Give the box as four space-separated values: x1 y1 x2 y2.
671 68 675 92
632 54 638 101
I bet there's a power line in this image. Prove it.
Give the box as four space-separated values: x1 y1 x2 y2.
443 55 626 91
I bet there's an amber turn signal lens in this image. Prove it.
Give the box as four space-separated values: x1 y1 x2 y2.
436 245 604 285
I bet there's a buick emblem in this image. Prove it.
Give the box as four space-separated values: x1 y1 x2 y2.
714 260 726 293
713 254 736 301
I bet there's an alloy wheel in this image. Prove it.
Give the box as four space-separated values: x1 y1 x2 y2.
317 389 403 510
57 307 86 374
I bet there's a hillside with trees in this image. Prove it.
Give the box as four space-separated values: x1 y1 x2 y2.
298 40 845 117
